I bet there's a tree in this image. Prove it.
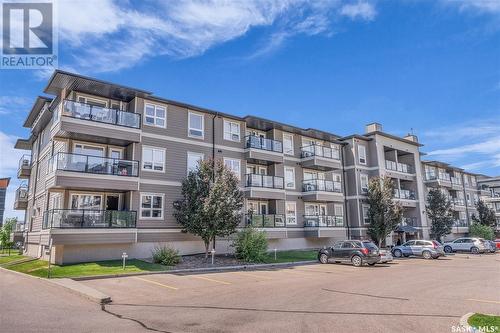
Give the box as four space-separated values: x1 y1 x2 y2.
366 177 404 247
471 199 496 227
426 188 455 243
233 227 268 263
173 158 244 258
469 223 494 240
0 217 17 249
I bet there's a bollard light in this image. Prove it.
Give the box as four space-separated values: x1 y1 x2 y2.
274 248 277 261
122 252 128 270
211 249 215 265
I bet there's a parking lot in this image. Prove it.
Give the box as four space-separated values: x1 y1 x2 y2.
82 253 500 333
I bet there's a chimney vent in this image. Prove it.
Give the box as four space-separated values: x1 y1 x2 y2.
365 123 382 133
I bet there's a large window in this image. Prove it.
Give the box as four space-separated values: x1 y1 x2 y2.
140 193 164 219
142 147 165 172
223 120 240 142
144 103 166 128
188 112 204 139
358 145 367 165
360 174 369 193
286 202 297 225
224 158 241 180
283 133 294 155
187 152 204 174
362 204 370 224
284 167 295 189
71 194 102 210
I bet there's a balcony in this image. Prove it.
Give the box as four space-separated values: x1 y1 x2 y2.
385 160 413 174
246 214 286 228
450 177 462 189
450 198 466 210
13 185 28 210
17 155 31 179
43 209 137 229
303 215 346 238
46 152 139 191
300 145 341 170
52 100 141 144
302 179 343 202
244 135 284 164
453 219 468 228
393 189 417 208
424 173 452 187
244 174 285 200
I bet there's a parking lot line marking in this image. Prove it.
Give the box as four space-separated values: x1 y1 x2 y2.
193 275 231 285
466 299 500 304
132 277 178 290
231 271 272 280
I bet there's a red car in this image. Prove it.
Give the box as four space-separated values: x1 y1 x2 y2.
495 239 500 249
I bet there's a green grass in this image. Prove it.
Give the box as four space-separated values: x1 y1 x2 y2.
0 254 28 265
468 314 500 332
262 249 317 263
0 248 20 255
7 259 168 278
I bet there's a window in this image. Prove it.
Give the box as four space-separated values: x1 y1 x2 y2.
284 167 295 189
187 152 204 174
224 158 241 180
283 133 294 155
142 147 165 172
466 193 471 205
188 112 204 138
223 120 240 142
358 145 367 165
362 204 370 224
144 103 166 128
286 202 296 225
140 193 164 219
360 174 369 193
71 194 102 210
334 204 343 217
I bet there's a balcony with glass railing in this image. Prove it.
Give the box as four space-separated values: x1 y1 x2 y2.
425 172 452 183
303 215 344 227
451 198 465 206
301 145 340 160
48 152 139 177
13 185 28 210
245 135 283 153
302 179 342 193
450 177 462 186
17 154 31 178
42 209 137 229
453 219 468 228
385 160 413 174
393 189 416 200
246 214 285 228
245 174 284 189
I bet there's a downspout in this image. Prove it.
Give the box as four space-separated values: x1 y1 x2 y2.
211 113 218 250
340 143 350 239
461 172 470 232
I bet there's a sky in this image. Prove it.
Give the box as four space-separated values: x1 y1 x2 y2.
0 0 499 222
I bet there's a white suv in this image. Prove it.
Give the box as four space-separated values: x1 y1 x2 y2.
443 238 487 254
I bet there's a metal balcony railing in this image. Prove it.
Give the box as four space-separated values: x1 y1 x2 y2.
245 174 284 189
401 217 417 226
300 145 340 160
246 214 286 228
245 135 283 153
393 189 416 200
385 160 413 174
453 219 468 227
451 177 462 186
302 179 342 193
18 155 31 170
48 152 139 177
303 215 344 227
42 209 137 229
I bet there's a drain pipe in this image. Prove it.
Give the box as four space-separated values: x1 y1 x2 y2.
340 143 350 239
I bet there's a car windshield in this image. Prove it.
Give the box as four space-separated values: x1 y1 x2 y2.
362 241 378 250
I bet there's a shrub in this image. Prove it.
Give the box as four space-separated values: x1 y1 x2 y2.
233 227 268 263
469 223 494 240
152 245 181 266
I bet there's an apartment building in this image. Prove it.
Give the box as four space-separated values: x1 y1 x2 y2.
421 161 482 239
13 70 495 264
477 176 500 230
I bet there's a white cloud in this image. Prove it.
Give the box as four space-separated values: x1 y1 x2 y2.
444 0 500 14
0 96 31 115
428 136 500 157
340 1 377 20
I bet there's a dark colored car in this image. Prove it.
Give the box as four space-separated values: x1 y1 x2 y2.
318 240 381 267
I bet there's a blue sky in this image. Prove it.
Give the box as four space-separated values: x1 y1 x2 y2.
1 0 499 221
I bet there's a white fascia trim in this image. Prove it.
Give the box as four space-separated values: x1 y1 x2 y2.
55 170 139 182
140 179 182 186
244 148 284 157
62 116 141 133
344 165 379 171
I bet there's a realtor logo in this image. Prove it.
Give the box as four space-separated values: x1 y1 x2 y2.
1 1 57 69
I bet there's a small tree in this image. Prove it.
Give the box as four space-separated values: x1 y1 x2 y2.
0 217 17 250
173 158 244 258
471 199 496 227
366 177 403 247
233 227 268 263
469 223 494 240
426 189 455 243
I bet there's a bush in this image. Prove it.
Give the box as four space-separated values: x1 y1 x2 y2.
469 223 494 240
233 227 268 263
151 245 181 266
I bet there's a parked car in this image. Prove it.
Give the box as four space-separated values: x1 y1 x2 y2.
391 240 444 259
495 239 500 250
318 240 380 267
481 239 497 253
443 238 487 254
379 249 393 263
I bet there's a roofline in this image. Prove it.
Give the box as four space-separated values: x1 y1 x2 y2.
339 134 373 142
23 96 52 128
366 131 423 147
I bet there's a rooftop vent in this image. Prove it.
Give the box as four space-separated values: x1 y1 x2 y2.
404 134 418 143
365 123 382 133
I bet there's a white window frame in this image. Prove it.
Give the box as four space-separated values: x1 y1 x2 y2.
283 133 294 155
223 120 241 142
140 193 164 220
188 111 204 139
187 152 204 174
334 204 344 217
286 201 297 225
284 167 295 189
142 146 165 173
360 174 369 193
144 103 166 128
358 145 367 165
223 157 241 180
362 204 370 224
76 95 108 107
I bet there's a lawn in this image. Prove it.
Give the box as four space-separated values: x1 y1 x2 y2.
0 254 28 265
0 248 21 255
262 249 317 263
7 259 168 278
468 314 500 332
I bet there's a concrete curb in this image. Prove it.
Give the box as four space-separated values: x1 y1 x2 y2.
459 313 479 332
72 260 317 281
0 266 111 304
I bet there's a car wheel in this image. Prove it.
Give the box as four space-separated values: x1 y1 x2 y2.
319 253 329 264
351 255 363 267
422 250 432 259
444 246 453 253
368 263 376 266
403 254 410 257
393 249 402 258
470 247 479 254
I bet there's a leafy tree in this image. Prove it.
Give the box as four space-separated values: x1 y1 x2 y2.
471 199 496 227
173 158 244 258
469 223 494 240
426 188 455 243
0 217 17 249
232 227 268 263
366 177 404 247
